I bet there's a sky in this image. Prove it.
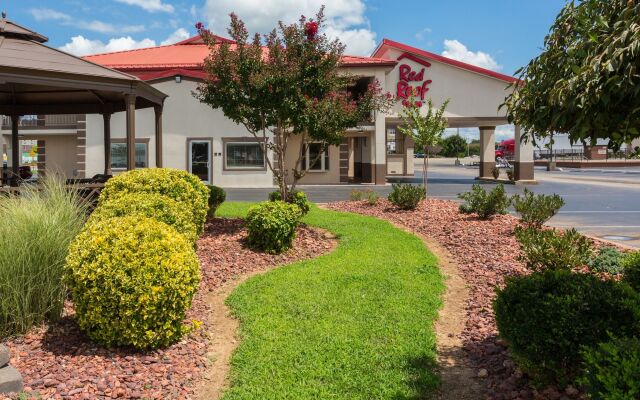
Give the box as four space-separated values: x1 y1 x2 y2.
1 0 568 140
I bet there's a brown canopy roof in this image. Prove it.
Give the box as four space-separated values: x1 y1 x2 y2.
0 14 167 115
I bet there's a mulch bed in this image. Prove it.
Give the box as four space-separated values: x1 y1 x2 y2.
2 218 331 400
327 199 586 400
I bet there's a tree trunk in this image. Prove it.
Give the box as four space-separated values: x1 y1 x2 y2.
423 146 429 198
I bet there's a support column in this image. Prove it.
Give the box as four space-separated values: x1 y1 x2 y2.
514 125 535 181
10 115 19 187
479 126 496 178
347 137 355 180
154 104 163 168
124 94 136 170
373 71 387 185
103 113 112 175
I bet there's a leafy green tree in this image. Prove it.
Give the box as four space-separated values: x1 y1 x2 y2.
503 0 640 149
398 96 449 198
441 134 467 159
195 9 393 199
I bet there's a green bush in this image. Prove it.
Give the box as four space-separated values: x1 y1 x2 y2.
458 184 511 219
622 251 640 292
349 189 364 201
268 190 310 215
246 201 302 254
100 168 209 233
579 336 640 400
388 184 425 210
65 216 200 349
579 337 640 400
89 192 198 244
515 226 593 271
589 247 625 275
491 166 500 179
366 190 379 206
207 185 226 217
506 169 514 182
0 177 88 338
494 270 640 385
512 188 565 227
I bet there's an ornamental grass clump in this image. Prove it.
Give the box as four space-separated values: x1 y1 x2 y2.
89 192 199 244
246 201 302 254
100 168 209 234
65 216 201 349
0 176 88 338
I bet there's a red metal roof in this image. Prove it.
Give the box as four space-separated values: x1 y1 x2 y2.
372 38 518 84
83 35 396 80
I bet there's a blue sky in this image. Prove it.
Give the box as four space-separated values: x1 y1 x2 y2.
3 0 567 75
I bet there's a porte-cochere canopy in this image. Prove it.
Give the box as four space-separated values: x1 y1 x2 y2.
0 13 167 185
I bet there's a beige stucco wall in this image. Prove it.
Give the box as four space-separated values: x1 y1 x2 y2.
2 133 77 177
86 78 274 187
283 134 340 185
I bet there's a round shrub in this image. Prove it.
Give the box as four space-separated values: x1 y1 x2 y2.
246 201 301 254
89 192 198 244
579 336 640 400
588 247 625 275
207 185 226 217
622 251 640 292
100 168 209 233
65 216 201 349
388 183 425 210
268 189 310 215
494 270 640 385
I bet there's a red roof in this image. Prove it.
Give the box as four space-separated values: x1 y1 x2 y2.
372 38 518 84
83 35 396 81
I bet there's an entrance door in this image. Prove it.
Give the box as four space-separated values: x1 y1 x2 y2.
188 139 212 184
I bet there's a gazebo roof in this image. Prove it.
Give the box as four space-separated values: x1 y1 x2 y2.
0 13 167 115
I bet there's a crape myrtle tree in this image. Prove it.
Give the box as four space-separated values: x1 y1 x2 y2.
398 95 449 199
195 9 393 199
503 0 640 150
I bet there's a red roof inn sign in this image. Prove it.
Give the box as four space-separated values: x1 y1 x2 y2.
395 53 433 107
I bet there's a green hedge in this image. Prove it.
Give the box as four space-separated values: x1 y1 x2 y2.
207 185 226 217
246 201 302 254
515 226 593 271
388 184 425 210
100 168 209 234
458 184 510 219
268 190 311 215
494 270 640 385
65 216 201 349
89 192 198 244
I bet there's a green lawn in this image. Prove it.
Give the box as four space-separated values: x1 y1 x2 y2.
217 203 444 399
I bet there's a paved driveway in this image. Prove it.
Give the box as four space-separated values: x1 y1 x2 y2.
223 158 640 248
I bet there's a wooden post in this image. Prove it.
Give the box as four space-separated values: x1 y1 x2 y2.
154 104 163 168
10 115 19 187
103 113 112 175
124 94 136 170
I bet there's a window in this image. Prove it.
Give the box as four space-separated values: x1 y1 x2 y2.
386 127 405 155
225 142 265 169
111 141 148 170
302 143 329 172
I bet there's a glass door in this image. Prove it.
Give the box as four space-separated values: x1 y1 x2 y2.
188 139 211 184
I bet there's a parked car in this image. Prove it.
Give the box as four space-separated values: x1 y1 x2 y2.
414 152 425 158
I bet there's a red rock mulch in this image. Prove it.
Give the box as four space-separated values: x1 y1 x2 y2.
327 199 583 400
2 218 331 400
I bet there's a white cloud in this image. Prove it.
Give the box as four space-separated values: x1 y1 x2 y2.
202 0 377 56
495 125 515 141
161 28 191 45
415 27 432 41
29 8 72 21
28 8 144 34
59 35 157 56
114 0 175 13
190 5 198 20
441 39 502 71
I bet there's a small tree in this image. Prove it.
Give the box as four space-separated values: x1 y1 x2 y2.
195 9 393 199
442 134 467 160
398 96 449 198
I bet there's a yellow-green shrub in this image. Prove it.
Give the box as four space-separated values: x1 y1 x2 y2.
89 192 198 244
100 168 209 233
246 201 302 254
65 216 201 349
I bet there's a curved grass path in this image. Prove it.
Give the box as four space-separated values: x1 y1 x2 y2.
216 203 444 399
